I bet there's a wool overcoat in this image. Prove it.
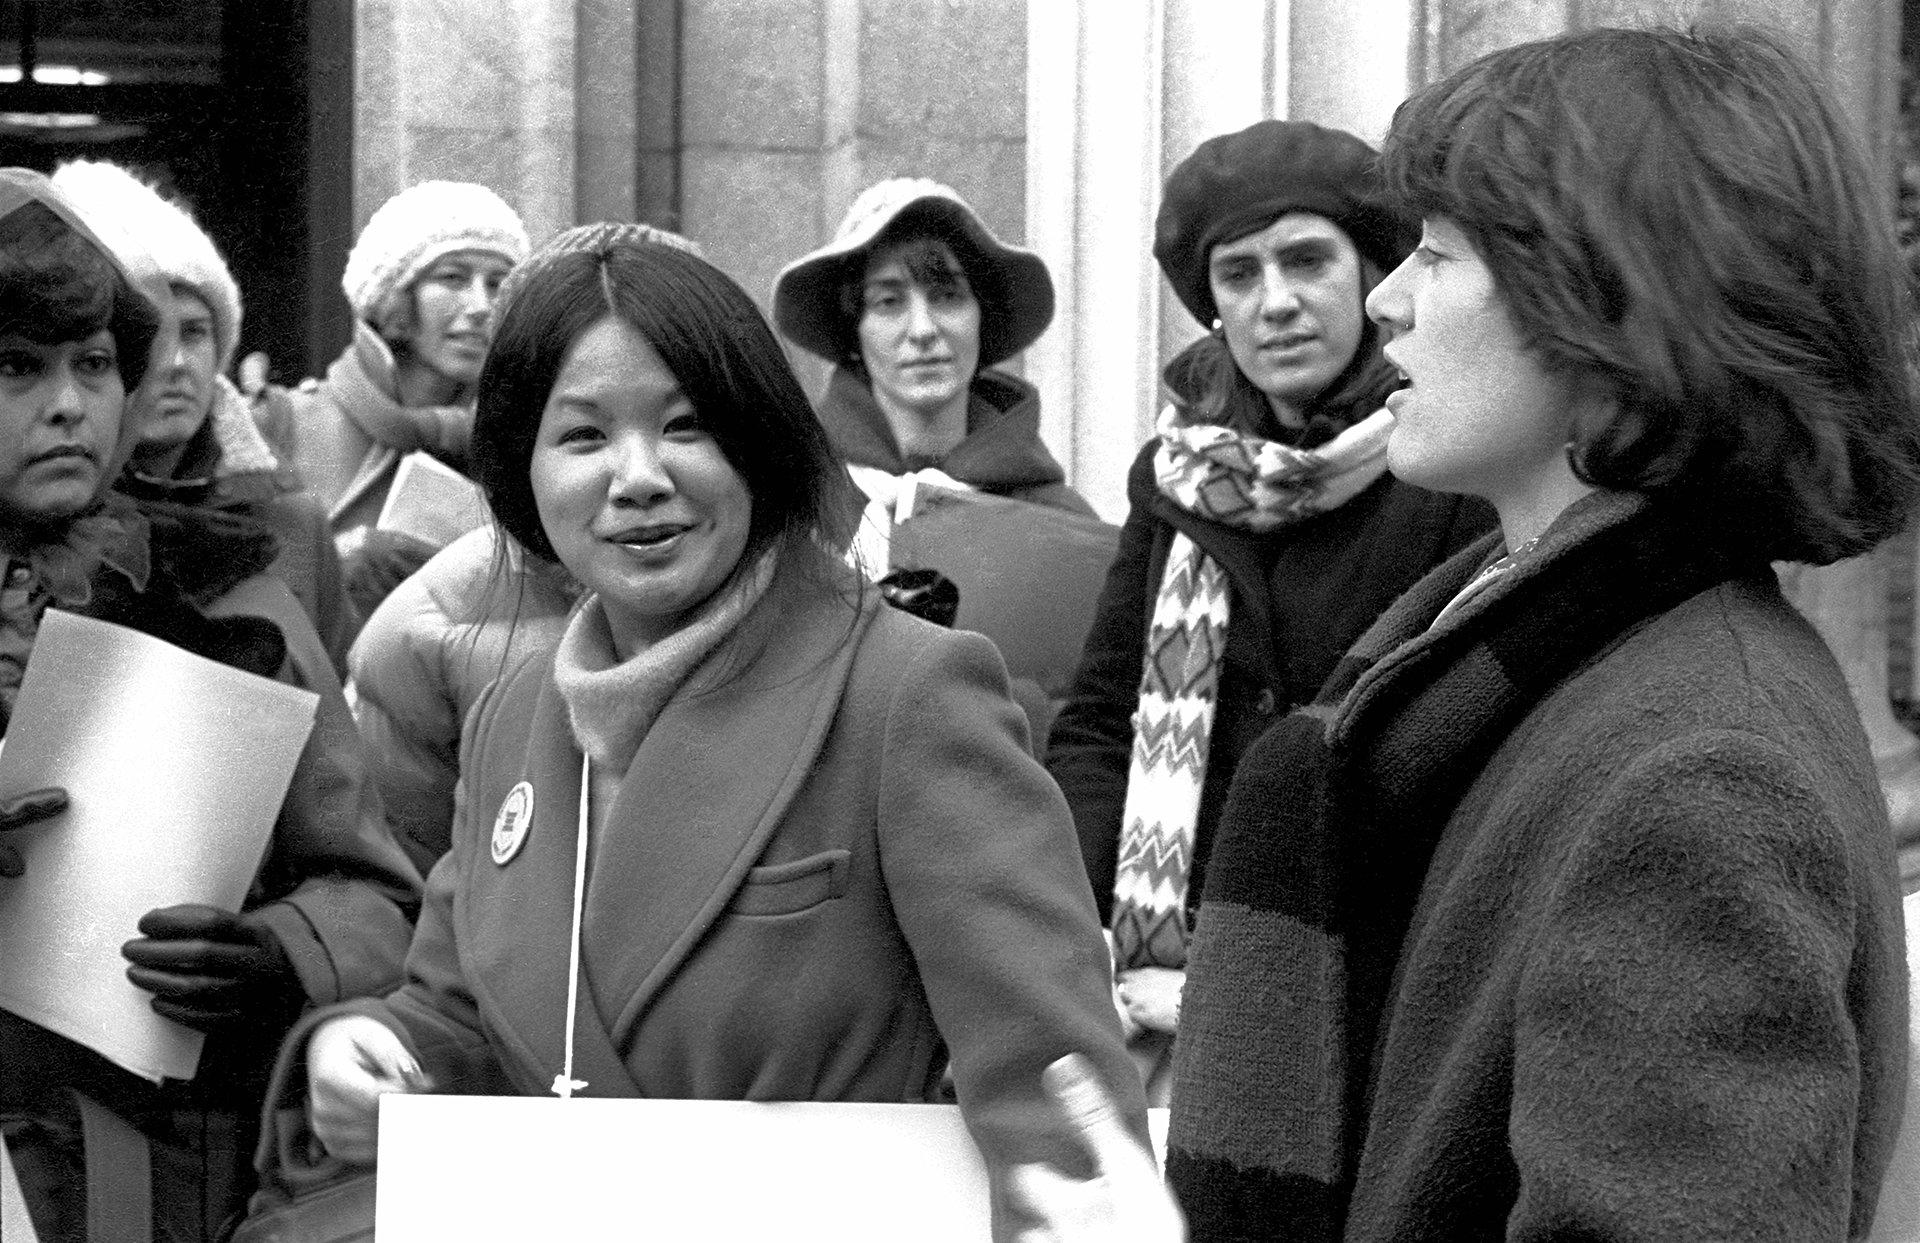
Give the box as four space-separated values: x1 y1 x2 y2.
328 586 1146 1237
1341 576 1910 1240
817 365 1097 517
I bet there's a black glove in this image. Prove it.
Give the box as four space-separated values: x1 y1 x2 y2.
878 568 960 628
0 787 68 879
121 904 304 1032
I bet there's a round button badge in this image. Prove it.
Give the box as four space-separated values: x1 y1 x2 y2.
491 781 535 866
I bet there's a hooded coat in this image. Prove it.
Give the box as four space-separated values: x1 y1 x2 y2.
818 365 1094 516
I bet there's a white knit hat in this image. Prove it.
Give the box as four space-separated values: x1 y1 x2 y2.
49 159 244 371
343 180 532 326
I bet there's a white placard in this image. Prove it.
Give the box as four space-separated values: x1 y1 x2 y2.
376 1095 1171 1241
0 609 318 1082
375 450 490 549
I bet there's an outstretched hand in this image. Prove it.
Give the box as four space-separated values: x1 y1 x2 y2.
0 787 69 878
1007 1054 1185 1243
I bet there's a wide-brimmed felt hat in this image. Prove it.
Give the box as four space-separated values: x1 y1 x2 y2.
773 178 1054 367
1154 120 1417 326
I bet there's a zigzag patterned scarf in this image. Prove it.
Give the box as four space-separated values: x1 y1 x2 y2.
1164 491 1757 1240
1109 404 1393 970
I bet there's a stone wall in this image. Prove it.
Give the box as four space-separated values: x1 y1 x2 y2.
353 0 576 245
676 0 1028 389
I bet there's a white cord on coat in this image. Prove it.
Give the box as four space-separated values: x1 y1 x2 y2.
550 750 592 1098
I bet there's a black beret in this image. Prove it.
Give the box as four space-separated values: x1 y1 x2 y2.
1152 120 1418 326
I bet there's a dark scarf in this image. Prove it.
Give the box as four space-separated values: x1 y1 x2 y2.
1163 491 1763 1241
0 494 284 735
74 497 287 689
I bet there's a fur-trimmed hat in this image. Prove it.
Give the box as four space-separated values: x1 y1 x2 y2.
772 178 1054 367
49 159 243 371
343 180 531 326
1154 120 1417 326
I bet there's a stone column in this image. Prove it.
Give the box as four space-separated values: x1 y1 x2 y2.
675 0 1027 356
353 0 578 244
1025 0 1181 521
574 0 638 225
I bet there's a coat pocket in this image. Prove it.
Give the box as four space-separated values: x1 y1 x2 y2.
726 849 852 917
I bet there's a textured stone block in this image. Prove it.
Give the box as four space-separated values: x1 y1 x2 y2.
681 147 829 311
858 0 1027 140
844 136 1028 242
682 0 828 149
392 0 518 129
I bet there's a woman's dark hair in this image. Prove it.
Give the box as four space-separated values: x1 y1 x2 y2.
0 200 160 392
1381 25 1920 564
830 214 1003 366
472 235 858 591
1169 247 1398 444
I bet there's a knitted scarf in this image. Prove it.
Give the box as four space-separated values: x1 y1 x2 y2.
1108 404 1392 970
552 559 774 772
330 324 470 460
1163 490 1758 1241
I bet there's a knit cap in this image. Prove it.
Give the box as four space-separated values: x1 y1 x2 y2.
342 180 531 325
494 220 703 323
49 159 244 371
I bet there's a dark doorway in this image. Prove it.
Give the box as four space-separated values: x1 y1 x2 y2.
0 0 353 383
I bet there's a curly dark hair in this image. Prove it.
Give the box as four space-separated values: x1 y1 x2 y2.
0 199 161 393
1380 25 1920 564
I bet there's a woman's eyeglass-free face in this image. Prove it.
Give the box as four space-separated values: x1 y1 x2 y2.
529 315 754 658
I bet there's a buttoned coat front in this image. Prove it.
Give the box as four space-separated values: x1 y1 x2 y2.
336 587 1145 1234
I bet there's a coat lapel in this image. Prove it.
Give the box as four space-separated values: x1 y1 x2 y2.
587 589 876 1045
457 660 641 1097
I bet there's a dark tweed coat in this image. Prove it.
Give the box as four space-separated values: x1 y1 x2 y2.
1178 569 1910 1241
